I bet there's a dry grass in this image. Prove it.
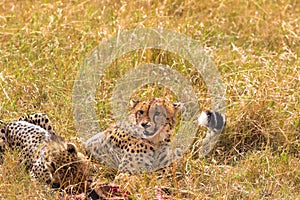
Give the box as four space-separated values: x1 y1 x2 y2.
0 0 299 199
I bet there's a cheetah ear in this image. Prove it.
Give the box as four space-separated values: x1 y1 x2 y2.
129 99 140 110
67 143 77 154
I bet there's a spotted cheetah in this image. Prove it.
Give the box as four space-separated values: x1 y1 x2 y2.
0 113 89 189
86 98 183 173
86 98 226 174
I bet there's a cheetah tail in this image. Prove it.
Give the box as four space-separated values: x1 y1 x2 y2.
197 110 226 133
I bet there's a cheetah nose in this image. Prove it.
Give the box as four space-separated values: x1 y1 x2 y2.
141 122 150 128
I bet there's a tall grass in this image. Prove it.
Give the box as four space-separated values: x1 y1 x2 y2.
0 0 299 199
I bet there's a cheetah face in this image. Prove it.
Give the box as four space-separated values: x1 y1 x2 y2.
129 98 182 138
45 140 89 188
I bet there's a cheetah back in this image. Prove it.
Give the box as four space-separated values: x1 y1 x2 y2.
19 113 55 135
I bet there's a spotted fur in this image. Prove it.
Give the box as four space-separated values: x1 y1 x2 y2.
0 114 89 188
86 98 183 173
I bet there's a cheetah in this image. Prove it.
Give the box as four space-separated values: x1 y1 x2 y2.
0 113 89 189
86 98 226 174
86 98 182 173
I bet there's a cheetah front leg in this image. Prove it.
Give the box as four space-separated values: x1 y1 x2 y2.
113 152 149 184
85 132 120 169
30 157 55 187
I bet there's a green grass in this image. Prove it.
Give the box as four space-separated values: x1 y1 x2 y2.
0 0 299 199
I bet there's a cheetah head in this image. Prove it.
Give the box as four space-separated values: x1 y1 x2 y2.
44 136 89 188
129 98 183 143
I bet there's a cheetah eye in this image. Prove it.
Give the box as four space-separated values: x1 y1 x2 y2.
137 110 144 115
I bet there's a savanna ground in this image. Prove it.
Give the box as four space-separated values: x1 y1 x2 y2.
0 0 299 199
